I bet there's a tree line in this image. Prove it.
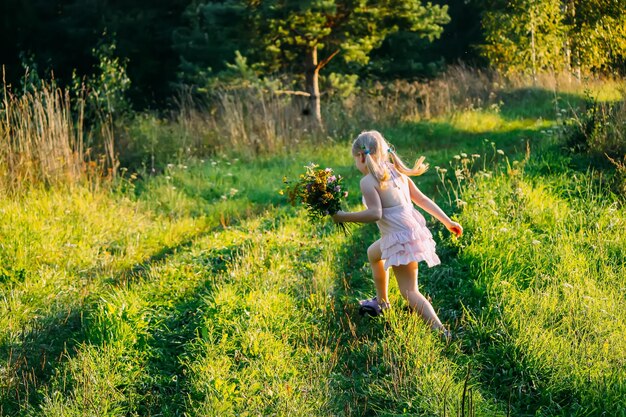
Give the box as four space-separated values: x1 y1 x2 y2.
1 0 624 110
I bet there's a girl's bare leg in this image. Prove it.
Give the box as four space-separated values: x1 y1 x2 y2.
392 262 445 331
367 240 389 304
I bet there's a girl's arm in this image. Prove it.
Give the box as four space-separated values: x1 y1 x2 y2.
332 176 382 223
407 177 463 237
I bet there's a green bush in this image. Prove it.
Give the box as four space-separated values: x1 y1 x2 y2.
564 98 626 158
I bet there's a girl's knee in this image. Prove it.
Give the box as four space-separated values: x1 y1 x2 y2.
367 244 381 263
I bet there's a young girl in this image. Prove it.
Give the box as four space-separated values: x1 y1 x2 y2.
332 130 462 337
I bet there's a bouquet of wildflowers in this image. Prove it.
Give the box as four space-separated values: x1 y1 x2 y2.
282 163 349 233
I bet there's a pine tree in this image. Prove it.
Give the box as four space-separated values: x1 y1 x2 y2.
177 0 449 128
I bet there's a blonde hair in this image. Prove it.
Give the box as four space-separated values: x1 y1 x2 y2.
351 130 428 185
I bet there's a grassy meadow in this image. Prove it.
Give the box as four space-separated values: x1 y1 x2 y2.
1 74 625 416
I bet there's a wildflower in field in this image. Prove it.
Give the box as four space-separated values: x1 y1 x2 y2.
283 163 349 233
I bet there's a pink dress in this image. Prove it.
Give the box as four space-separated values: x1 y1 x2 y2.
375 167 441 270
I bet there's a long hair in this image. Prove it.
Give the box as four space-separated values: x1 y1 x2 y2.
351 130 428 185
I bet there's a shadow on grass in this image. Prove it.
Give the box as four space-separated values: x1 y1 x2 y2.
0 241 247 416
426 240 592 416
320 223 388 417
131 152 314 221
495 87 588 121
0 308 84 416
386 119 545 157
0 209 259 416
109 243 245 416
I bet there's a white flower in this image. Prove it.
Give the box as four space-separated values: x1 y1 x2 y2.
497 149 505 155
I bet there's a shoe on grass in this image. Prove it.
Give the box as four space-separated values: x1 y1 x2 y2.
358 297 390 317
440 328 452 342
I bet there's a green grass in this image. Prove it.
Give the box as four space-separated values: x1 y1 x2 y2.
1 84 624 416
441 166 626 416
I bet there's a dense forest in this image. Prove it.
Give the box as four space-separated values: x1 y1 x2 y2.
1 0 623 109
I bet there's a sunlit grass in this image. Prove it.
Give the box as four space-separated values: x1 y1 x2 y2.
1 78 625 416
447 163 626 415
443 109 553 134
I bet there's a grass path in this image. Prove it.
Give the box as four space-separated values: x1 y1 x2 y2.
1 86 624 416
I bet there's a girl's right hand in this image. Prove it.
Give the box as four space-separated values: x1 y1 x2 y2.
332 211 345 223
446 221 463 237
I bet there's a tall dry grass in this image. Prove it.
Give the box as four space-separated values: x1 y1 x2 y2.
0 75 116 193
174 66 620 157
174 88 315 157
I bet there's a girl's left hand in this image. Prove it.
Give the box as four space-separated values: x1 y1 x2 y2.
447 221 463 237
